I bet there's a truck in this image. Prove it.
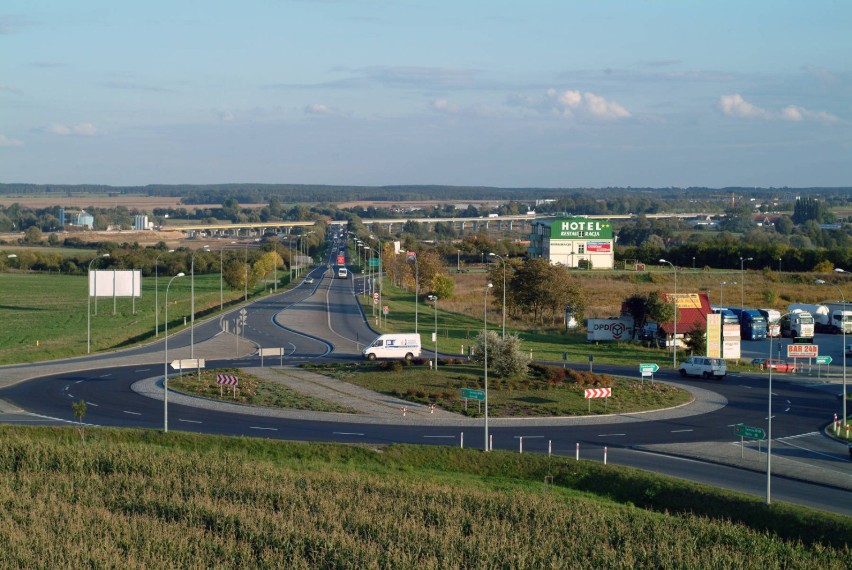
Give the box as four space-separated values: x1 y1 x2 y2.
758 308 782 337
362 333 421 361
728 308 768 340
586 317 634 342
710 306 740 327
780 310 815 341
787 303 852 335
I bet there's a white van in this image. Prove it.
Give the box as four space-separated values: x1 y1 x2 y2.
337 267 348 279
362 333 421 361
678 356 727 379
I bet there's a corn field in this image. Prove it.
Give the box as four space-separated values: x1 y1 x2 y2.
0 429 847 569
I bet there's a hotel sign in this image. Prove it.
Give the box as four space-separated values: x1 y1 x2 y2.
549 218 613 240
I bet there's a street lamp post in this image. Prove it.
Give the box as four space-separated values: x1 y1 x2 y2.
154 249 174 337
817 270 847 428
659 259 677 368
428 294 438 371
190 246 209 359
408 253 419 334
740 256 753 312
484 282 493 452
488 253 507 339
163 272 185 433
87 253 110 354
720 281 736 306
766 311 792 504
457 250 460 273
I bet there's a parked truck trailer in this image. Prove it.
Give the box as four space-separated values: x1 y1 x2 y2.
728 308 768 340
787 303 852 335
781 309 815 341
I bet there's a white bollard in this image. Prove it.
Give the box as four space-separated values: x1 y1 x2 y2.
489 434 493 451
576 442 580 461
604 446 608 465
460 432 464 449
548 440 552 457
519 437 523 454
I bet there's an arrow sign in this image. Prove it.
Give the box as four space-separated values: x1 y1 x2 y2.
460 388 485 401
584 388 612 399
734 424 766 440
815 355 832 365
171 358 205 370
639 363 659 374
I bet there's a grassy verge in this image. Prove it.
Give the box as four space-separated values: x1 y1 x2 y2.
169 368 359 413
0 270 298 365
0 427 847 568
303 361 691 416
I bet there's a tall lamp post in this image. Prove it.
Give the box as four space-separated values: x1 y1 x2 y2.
659 259 677 368
154 249 174 337
483 282 493 452
369 235 383 326
740 256 753 312
87 253 110 354
766 311 791 505
720 281 736 306
817 270 847 428
427 294 438 371
163 272 185 433
190 246 209 359
408 252 419 334
488 253 507 339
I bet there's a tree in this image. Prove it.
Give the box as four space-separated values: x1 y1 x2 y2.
431 274 455 299
22 226 43 244
494 334 527 378
72 399 87 441
683 322 706 356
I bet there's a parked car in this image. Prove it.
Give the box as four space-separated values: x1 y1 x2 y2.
678 356 727 379
751 358 797 373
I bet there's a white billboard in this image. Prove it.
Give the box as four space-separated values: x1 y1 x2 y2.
89 270 141 298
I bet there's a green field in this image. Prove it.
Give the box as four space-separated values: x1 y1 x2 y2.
0 272 271 364
0 427 847 568
304 361 690 417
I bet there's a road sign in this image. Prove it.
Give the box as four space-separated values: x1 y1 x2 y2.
584 388 612 399
382 305 389 315
369 258 379 267
815 355 832 365
734 424 766 440
787 343 818 358
216 374 239 386
460 388 485 401
639 363 659 374
171 358 205 370
373 292 379 304
258 348 284 356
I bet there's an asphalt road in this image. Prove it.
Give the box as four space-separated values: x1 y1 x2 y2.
1 239 850 515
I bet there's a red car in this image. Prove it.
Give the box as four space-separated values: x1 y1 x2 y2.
752 358 797 373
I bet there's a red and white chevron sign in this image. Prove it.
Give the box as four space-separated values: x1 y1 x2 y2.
216 374 239 386
584 388 611 399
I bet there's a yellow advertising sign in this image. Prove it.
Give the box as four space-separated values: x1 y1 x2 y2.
706 313 721 358
668 293 703 309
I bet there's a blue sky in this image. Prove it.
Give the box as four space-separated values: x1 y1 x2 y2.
1 1 850 188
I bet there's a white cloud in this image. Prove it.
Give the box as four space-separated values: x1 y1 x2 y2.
719 94 770 119
47 122 98 136
304 103 337 116
545 89 631 120
0 83 21 93
0 134 23 147
431 98 461 114
781 105 838 123
720 94 839 123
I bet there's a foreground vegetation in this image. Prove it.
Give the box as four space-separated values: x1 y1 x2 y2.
304 361 690 417
0 427 847 568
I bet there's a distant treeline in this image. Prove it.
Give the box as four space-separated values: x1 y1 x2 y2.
1 183 850 207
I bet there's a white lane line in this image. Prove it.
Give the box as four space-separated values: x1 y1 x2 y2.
423 435 455 439
85 402 98 407
136 368 150 372
513 435 544 439
179 419 202 424
670 429 694 433
784 407 791 412
738 385 752 389
775 438 845 460
777 431 819 440
333 432 365 436
100 374 111 378
62 385 69 391
123 411 141 416
250 426 277 431
597 433 626 437
74 380 83 384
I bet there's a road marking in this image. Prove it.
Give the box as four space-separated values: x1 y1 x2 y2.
777 431 819 440
179 419 201 424
670 429 694 433
512 435 544 439
333 432 365 436
423 435 455 439
775 438 844 460
784 407 791 412
74 380 83 384
100 374 111 378
63 385 69 391
123 411 141 416
85 402 98 407
738 385 752 389
136 368 150 372
249 426 277 431
597 433 626 437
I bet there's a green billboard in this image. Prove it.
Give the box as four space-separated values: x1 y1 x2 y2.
549 218 613 240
